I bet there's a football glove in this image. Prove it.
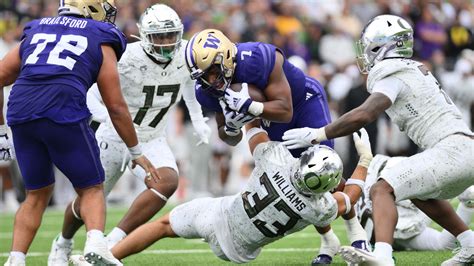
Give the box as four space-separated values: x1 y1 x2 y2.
224 83 264 116
219 100 255 136
353 128 373 168
281 127 327 149
191 117 211 146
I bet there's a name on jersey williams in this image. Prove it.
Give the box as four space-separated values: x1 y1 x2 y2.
39 17 88 29
271 172 306 211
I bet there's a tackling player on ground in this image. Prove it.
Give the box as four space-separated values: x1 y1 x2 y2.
48 4 211 266
71 124 374 265
282 14 474 266
0 1 159 265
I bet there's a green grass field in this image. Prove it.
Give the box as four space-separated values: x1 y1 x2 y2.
0 206 472 265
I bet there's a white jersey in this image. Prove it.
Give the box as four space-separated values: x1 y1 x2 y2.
215 142 337 262
87 40 201 142
367 58 472 149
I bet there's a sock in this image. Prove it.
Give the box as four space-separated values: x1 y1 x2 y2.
319 229 340 257
10 251 26 261
457 203 474 226
57 234 73 246
344 216 368 244
107 227 127 243
457 230 474 247
373 242 392 259
87 229 104 241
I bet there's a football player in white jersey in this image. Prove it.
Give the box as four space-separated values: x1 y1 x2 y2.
357 155 474 252
48 4 211 266
281 14 474 266
70 123 374 265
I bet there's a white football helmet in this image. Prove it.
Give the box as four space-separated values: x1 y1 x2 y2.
291 145 343 196
135 4 183 63
356 14 413 74
58 0 117 24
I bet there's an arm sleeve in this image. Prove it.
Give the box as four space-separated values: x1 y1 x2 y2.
86 83 109 123
371 76 405 103
182 77 204 121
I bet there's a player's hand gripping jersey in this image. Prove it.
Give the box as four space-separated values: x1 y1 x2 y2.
8 16 126 125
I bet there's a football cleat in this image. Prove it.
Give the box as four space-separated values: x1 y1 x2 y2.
311 254 333 265
458 186 474 208
441 246 474 266
351 240 371 252
84 234 122 266
69 255 91 266
340 246 394 266
48 234 74 266
3 256 25 266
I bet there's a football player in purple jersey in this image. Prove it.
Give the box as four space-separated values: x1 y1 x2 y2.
185 29 334 158
0 1 159 265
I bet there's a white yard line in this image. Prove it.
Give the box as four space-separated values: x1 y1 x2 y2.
0 248 317 257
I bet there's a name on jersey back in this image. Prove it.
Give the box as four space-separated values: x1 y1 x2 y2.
271 172 307 212
39 17 88 29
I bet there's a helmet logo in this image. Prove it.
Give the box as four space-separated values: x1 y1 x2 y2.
203 33 221 49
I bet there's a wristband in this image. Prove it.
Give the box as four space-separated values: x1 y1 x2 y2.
336 191 352 215
246 127 267 141
345 179 365 191
128 144 143 160
311 127 328 144
248 101 264 117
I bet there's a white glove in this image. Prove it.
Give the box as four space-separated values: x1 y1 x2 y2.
224 83 264 116
0 126 14 161
219 100 255 136
281 127 327 149
353 128 373 168
191 117 211 146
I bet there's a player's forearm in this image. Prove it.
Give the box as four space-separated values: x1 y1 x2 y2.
260 100 293 123
343 165 368 206
218 126 242 146
325 109 373 139
107 104 139 148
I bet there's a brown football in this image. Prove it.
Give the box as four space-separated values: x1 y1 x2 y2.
230 83 266 102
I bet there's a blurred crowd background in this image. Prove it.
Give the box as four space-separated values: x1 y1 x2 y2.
0 0 473 211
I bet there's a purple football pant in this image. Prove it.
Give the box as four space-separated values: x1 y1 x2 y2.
11 118 104 190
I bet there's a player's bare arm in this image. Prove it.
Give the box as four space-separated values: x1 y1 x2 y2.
325 92 391 139
216 112 243 146
333 129 372 216
261 52 293 123
97 44 138 148
245 119 268 154
0 44 21 88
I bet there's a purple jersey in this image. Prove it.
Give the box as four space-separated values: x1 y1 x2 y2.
7 16 126 125
195 42 333 157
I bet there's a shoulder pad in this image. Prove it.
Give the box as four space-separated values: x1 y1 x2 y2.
367 59 411 93
96 23 127 60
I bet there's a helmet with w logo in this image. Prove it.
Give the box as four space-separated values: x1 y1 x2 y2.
185 29 236 97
